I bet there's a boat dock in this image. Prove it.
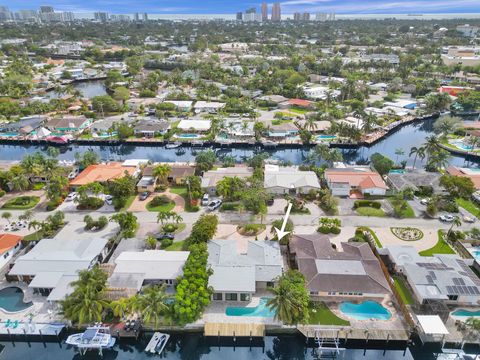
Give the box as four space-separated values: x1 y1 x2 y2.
297 326 410 342
0 321 65 337
204 322 265 338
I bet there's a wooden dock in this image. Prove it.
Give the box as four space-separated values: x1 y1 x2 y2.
204 322 265 337
297 326 410 342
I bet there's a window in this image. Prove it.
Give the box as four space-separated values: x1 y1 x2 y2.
240 293 250 301
448 295 458 301
225 293 238 301
3 252 8 259
266 282 274 288
213 293 223 301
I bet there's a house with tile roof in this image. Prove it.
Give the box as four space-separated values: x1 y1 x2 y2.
201 166 253 195
289 234 390 300
0 234 22 269
207 240 283 302
446 166 480 189
69 162 139 188
264 164 321 195
324 166 388 197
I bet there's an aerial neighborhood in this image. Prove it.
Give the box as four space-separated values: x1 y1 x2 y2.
0 3 479 358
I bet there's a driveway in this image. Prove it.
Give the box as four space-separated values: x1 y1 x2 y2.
128 190 185 213
374 227 438 252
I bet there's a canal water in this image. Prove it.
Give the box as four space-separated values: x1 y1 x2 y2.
1 332 476 360
1 117 479 167
46 80 107 99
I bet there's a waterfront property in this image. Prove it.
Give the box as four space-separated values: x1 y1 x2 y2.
0 286 33 313
201 166 253 195
177 119 211 133
225 297 275 317
107 250 189 296
324 166 388 197
69 162 139 188
289 234 391 300
446 166 480 189
45 116 92 134
133 119 170 138
0 234 22 269
207 240 283 302
386 169 441 193
0 115 46 134
381 245 480 306
264 164 321 195
339 300 392 321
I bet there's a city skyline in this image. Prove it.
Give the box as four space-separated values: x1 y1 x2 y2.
2 0 480 14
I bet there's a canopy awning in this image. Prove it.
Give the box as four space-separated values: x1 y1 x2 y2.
417 315 449 335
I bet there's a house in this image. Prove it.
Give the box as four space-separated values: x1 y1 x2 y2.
264 165 321 195
167 163 195 184
0 115 46 134
438 86 472 97
278 98 314 110
208 240 283 301
201 166 253 195
268 122 299 138
380 246 480 306
177 119 211 133
387 170 442 193
193 101 225 113
164 100 193 112
446 166 480 189
257 94 288 105
8 222 116 302
289 234 390 299
0 234 22 269
133 119 170 138
108 250 190 292
45 116 92 134
70 162 138 188
302 84 340 100
324 166 388 197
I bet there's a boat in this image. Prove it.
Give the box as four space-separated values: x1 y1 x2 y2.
262 140 278 148
145 332 170 354
166 141 182 149
66 326 116 355
46 135 70 145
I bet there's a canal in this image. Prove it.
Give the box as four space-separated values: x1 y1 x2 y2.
45 79 107 99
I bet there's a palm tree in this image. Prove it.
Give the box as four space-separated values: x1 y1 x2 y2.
19 210 34 223
132 284 171 327
447 216 462 240
423 135 441 163
110 297 133 319
2 212 12 224
28 220 42 241
10 174 30 192
409 146 425 170
395 148 405 164
429 149 451 171
152 164 171 186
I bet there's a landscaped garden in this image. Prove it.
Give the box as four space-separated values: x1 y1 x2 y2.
317 218 341 234
388 198 415 218
419 230 455 256
354 200 385 217
307 302 350 326
2 196 40 210
237 223 266 236
354 227 383 248
391 227 424 241
146 195 175 212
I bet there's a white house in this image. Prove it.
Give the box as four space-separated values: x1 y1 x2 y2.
177 119 211 133
264 164 321 195
324 166 388 197
302 84 340 100
193 101 225 113
0 234 22 269
208 240 283 301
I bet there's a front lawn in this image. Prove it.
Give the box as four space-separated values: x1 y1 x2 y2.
419 230 456 256
456 198 480 218
388 198 415 218
307 302 350 326
2 196 40 210
146 200 175 212
356 207 385 217
165 239 187 251
170 186 198 212
120 195 136 212
393 275 414 305
23 230 44 242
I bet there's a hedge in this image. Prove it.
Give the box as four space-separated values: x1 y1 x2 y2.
353 200 382 209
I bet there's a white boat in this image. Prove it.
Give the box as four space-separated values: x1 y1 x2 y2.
145 332 170 354
166 141 182 149
66 326 116 353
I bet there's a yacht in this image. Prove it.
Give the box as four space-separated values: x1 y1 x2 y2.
66 325 116 353
165 141 182 149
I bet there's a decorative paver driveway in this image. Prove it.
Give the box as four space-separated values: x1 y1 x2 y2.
373 227 438 251
128 190 185 212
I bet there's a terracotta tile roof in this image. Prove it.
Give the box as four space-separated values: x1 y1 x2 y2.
325 169 388 190
287 98 313 107
70 163 136 186
447 166 480 189
0 234 22 255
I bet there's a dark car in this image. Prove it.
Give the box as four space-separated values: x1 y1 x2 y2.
267 197 274 206
139 192 150 201
155 233 174 240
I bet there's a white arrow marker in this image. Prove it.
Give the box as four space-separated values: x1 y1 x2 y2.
274 202 292 241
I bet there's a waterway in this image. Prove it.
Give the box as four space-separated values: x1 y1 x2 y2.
0 332 477 360
1 116 479 167
45 80 107 99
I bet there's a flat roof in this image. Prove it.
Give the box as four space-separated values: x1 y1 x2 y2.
417 315 449 335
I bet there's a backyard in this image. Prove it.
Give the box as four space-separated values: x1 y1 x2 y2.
307 302 350 326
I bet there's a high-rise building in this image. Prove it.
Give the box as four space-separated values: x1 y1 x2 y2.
293 12 301 21
94 12 109 22
142 13 148 21
61 12 74 22
134 12 139 21
40 6 54 13
236 12 243 21
271 2 281 21
243 12 261 22
261 2 268 21
315 12 335 21
18 10 38 21
0 6 11 21
302 12 310 21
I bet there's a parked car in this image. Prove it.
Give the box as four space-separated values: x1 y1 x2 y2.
439 214 455 222
68 167 80 180
420 198 429 205
66 192 77 201
207 199 222 211
139 192 150 201
104 195 113 205
267 197 274 206
463 215 476 223
155 233 174 240
201 193 209 206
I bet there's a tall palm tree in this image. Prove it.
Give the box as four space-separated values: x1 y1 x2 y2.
395 148 405 164
409 146 426 170
110 297 133 319
447 216 462 240
132 284 171 327
423 135 441 164
153 164 172 185
429 149 451 170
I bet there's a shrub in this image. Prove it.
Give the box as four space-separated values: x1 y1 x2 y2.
46 198 62 211
160 238 173 249
155 184 167 192
330 227 341 234
238 223 265 236
220 202 238 211
163 223 177 233
150 195 171 207
0 190 5 197
354 200 382 209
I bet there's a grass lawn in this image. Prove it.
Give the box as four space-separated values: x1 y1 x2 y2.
2 196 40 210
456 198 480 218
23 230 44 242
360 227 383 248
388 198 415 218
165 239 187 251
146 200 175 212
170 186 198 212
307 302 350 326
356 207 385 217
289 107 308 115
393 275 414 305
419 230 456 256
32 183 45 190
120 195 136 212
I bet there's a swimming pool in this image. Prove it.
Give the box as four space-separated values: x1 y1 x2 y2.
176 133 200 139
225 298 275 317
339 300 391 320
451 309 480 317
316 135 337 140
450 139 473 151
0 287 33 313
0 133 19 137
389 169 406 174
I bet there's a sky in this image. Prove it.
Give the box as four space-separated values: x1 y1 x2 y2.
6 0 480 14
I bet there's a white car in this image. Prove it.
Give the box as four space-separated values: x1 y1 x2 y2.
463 215 476 223
207 199 222 211
439 214 455 222
66 192 77 201
68 167 80 180
420 198 429 205
104 195 113 205
201 193 209 206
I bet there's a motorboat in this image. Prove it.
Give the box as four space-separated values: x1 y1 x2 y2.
165 141 182 149
145 332 170 354
66 325 115 354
